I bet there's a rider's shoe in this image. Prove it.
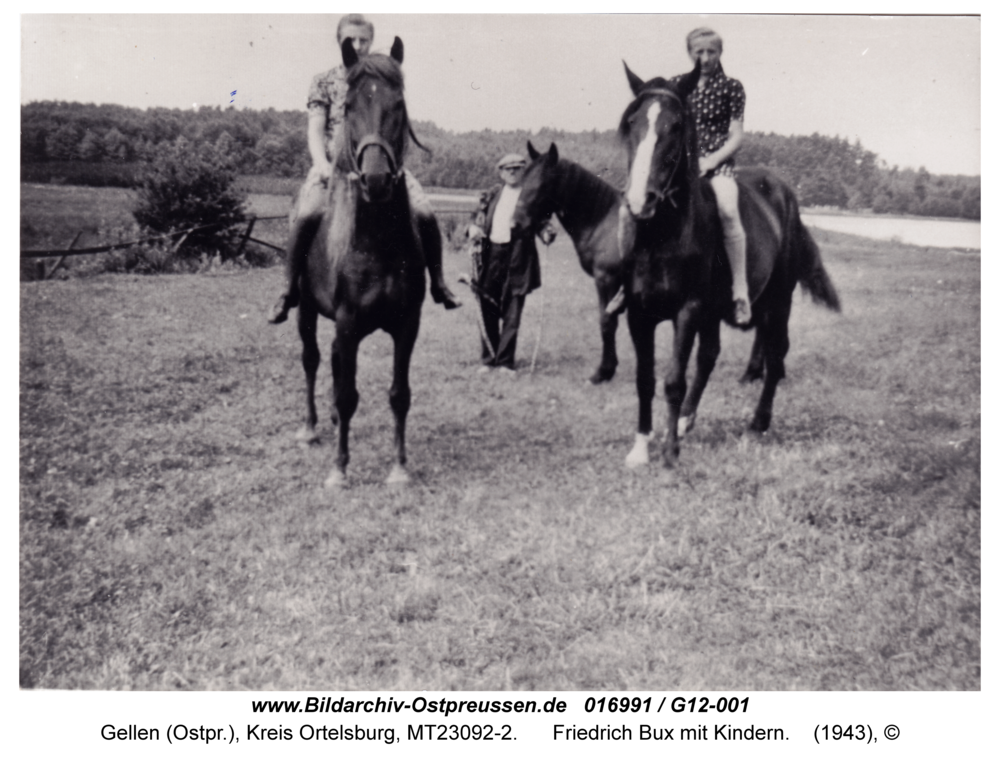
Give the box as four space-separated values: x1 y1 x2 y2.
431 282 462 310
734 297 751 326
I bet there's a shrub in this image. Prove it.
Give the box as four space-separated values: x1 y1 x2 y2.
132 136 247 260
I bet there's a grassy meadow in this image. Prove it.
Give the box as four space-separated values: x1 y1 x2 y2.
19 185 979 690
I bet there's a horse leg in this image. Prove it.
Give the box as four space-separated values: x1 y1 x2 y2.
386 319 420 486
625 310 656 468
325 322 360 489
662 303 700 466
749 307 790 433
679 317 721 438
295 302 322 443
591 276 620 384
739 329 765 384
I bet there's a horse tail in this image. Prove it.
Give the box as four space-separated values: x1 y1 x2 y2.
794 217 841 312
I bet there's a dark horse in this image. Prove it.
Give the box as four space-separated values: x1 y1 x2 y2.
296 37 429 488
512 141 624 383
618 62 841 469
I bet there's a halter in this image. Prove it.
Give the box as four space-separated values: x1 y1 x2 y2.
345 133 403 183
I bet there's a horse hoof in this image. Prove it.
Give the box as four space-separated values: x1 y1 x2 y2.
588 370 614 385
295 425 320 444
324 469 347 489
677 415 696 439
625 433 651 469
385 464 411 486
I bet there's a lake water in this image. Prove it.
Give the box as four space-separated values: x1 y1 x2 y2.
801 213 981 251
429 194 982 251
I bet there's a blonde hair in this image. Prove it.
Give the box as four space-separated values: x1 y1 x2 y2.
337 14 373 43
686 27 722 53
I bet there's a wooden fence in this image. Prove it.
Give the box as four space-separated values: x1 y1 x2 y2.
21 202 477 280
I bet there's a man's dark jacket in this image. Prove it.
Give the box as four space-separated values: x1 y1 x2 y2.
477 184 541 310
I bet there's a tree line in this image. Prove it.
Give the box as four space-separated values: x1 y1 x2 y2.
21 100 980 220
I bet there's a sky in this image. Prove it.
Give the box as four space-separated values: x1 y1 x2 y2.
18 12 982 176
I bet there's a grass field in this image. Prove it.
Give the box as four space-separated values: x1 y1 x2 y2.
19 187 979 690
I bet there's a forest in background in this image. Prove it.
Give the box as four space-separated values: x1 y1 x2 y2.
21 101 981 220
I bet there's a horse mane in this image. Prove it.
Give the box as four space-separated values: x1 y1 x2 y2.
346 53 405 90
555 158 620 218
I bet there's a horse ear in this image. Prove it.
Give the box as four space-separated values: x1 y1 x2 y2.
390 37 404 64
546 143 559 166
342 38 359 68
623 61 645 96
675 61 701 100
527 141 540 161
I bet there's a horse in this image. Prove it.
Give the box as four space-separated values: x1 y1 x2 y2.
295 37 429 488
513 140 769 394
511 141 624 383
617 61 841 469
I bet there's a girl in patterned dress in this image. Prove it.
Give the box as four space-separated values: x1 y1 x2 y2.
680 27 750 324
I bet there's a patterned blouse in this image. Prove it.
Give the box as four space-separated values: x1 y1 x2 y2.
306 65 350 157
671 65 746 175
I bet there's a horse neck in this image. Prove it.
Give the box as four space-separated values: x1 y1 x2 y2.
352 180 413 245
550 160 620 240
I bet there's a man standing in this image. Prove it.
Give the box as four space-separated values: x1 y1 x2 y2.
269 14 458 325
468 153 550 374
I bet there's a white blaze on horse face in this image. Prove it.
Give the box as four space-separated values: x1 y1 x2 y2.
625 101 661 217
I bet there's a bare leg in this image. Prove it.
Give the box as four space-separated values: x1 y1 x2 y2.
270 178 326 325
711 174 750 325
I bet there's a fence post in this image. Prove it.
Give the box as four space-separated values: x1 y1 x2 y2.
44 231 83 280
235 216 257 260
171 231 191 255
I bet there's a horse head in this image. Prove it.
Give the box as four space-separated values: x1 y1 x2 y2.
512 141 560 236
342 37 408 203
618 62 700 220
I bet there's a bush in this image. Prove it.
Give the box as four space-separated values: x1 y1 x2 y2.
132 136 247 259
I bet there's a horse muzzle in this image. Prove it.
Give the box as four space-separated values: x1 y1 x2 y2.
356 171 399 203
351 134 402 203
624 192 658 221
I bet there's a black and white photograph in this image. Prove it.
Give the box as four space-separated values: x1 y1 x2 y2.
19 7 980 716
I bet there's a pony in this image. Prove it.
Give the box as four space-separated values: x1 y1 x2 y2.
512 141 624 383
617 61 841 469
295 37 430 488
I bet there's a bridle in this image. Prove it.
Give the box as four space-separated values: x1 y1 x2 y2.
628 87 689 210
345 132 403 183
342 74 406 185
